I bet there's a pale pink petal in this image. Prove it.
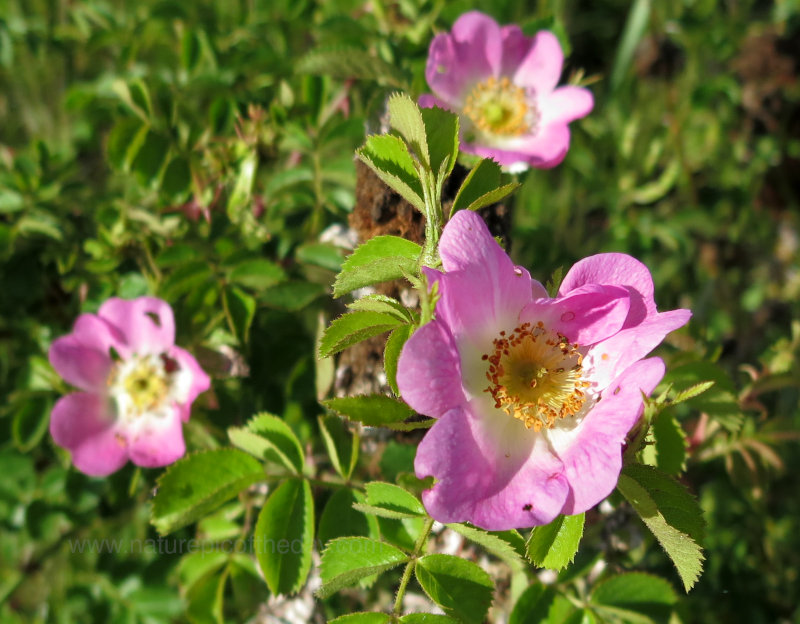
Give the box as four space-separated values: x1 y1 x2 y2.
50 393 128 477
586 310 692 389
513 30 564 93
560 253 659 326
426 33 472 103
168 346 211 422
72 313 131 359
464 122 571 168
425 12 503 104
450 11 502 78
126 407 186 468
397 320 465 418
433 211 533 345
558 358 665 514
98 297 175 355
415 403 569 530
49 335 113 392
520 284 631 346
540 86 594 125
500 25 533 76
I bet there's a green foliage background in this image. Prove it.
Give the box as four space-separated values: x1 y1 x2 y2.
1 0 799 622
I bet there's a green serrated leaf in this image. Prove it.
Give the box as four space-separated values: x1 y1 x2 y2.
318 537 408 599
526 513 585 570
151 449 263 535
591 572 677 624
451 158 518 214
335 257 419 297
228 413 304 475
388 93 429 168
323 394 415 428
348 294 413 322
318 414 358 480
447 524 525 569
400 615 460 624
297 46 407 87
318 489 380 546
357 134 425 212
334 235 422 297
420 106 459 179
415 554 494 624
672 381 715 404
617 464 705 591
385 324 413 396
645 411 688 476
510 584 576 624
462 183 520 214
319 311 404 359
662 362 741 431
364 482 425 516
329 614 392 624
254 478 314 595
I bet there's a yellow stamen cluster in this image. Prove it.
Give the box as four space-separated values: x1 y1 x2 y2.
109 355 172 416
483 321 590 431
463 76 535 136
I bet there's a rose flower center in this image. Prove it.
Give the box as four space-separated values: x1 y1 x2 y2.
483 321 589 431
108 354 176 416
463 76 537 136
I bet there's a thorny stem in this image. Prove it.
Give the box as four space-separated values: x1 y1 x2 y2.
392 516 435 618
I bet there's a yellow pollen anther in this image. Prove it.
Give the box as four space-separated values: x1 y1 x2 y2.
483 322 587 431
463 76 537 136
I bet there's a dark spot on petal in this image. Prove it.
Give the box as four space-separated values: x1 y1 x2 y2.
145 311 161 327
161 354 179 373
109 347 121 362
613 386 621 395
513 267 523 276
523 503 532 511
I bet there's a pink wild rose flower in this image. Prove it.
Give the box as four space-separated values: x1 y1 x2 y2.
397 211 690 530
421 11 593 170
48 297 210 476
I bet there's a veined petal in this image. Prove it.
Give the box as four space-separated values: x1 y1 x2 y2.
513 30 564 93
586 309 692 389
416 402 569 530
126 406 186 468
466 123 571 169
72 313 131 359
49 335 113 392
540 86 594 125
556 358 665 515
435 211 533 344
397 319 465 418
521 284 631 346
450 11 503 78
50 393 128 477
560 253 658 326
500 25 533 76
99 297 176 355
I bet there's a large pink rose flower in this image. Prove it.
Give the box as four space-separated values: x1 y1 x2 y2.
48 297 210 476
397 212 690 530
421 11 593 170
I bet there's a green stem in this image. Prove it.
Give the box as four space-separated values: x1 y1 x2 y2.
419 171 442 269
392 516 435 617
